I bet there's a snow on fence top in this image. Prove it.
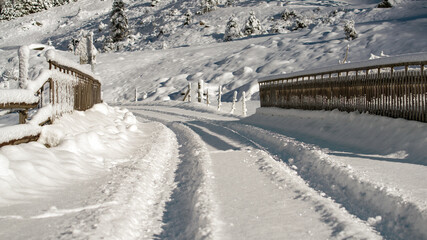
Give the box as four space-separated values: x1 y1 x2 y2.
45 49 98 80
0 124 42 147
0 89 39 105
259 52 427 82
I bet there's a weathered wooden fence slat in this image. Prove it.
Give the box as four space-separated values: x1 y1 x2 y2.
259 60 427 123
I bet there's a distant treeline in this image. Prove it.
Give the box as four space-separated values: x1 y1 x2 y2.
0 0 77 21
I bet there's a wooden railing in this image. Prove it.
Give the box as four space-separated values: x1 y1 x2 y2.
0 49 102 147
259 55 427 122
48 60 102 112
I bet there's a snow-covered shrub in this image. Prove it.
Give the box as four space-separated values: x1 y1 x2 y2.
291 17 310 30
184 10 192 25
98 22 107 32
344 20 358 40
200 0 218 14
110 0 129 42
74 31 97 64
281 9 297 21
378 0 392 8
243 11 263 36
102 36 115 52
224 15 242 41
225 0 235 7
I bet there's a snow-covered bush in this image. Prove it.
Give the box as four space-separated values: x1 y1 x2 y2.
243 11 263 36
378 0 392 8
344 20 358 40
200 0 218 14
225 0 235 7
184 10 192 25
110 0 129 43
281 9 297 21
102 36 115 52
224 15 242 41
74 31 97 65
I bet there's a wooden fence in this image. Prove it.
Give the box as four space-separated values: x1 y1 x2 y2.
259 58 427 122
0 50 102 147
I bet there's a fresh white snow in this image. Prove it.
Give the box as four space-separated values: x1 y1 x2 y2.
0 0 426 239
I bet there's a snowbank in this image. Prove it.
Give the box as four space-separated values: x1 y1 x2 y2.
0 103 142 206
245 107 427 164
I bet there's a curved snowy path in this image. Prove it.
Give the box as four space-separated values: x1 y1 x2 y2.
129 105 381 239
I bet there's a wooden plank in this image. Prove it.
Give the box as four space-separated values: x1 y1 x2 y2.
0 134 40 148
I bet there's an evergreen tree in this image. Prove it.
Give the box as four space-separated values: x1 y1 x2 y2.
224 15 242 41
344 20 358 40
243 11 262 36
200 0 218 14
378 0 392 8
110 0 129 42
184 10 192 25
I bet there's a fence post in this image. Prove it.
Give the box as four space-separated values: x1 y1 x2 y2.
230 91 237 114
198 79 204 103
206 84 210 106
217 85 222 111
242 91 247 117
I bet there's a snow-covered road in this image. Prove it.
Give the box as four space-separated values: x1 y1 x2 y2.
1 102 426 240
128 104 381 239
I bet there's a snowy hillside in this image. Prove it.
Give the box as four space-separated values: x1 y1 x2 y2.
1 1 427 239
1 0 426 102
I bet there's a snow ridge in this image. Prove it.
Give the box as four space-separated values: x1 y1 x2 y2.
229 122 427 240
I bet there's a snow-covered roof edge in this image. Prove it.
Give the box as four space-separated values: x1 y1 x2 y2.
45 49 100 81
259 52 427 82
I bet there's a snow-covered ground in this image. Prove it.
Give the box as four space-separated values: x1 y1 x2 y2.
1 0 427 239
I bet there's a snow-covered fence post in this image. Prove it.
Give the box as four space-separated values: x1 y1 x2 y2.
198 79 204 103
134 86 138 102
230 90 237 114
217 85 222 111
18 45 30 89
188 82 192 102
242 91 247 116
206 83 210 106
87 31 96 72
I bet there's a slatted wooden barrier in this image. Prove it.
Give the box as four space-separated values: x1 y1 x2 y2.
259 59 427 122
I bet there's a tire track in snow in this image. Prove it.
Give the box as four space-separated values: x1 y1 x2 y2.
154 123 219 240
131 106 381 239
57 122 180 240
185 121 380 240
225 121 427 240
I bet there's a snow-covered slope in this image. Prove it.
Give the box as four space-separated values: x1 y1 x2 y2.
1 0 426 102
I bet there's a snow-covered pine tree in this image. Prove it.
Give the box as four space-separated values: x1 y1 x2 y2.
200 0 218 14
224 15 242 41
378 0 392 8
110 0 129 42
344 20 358 40
243 11 263 36
184 10 192 25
